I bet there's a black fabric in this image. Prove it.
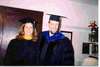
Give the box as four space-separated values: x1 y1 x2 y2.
18 17 37 28
40 31 74 65
4 39 40 65
49 15 61 22
19 17 35 24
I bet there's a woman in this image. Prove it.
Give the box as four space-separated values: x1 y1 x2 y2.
4 17 39 65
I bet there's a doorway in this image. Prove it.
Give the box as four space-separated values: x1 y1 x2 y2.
0 6 43 65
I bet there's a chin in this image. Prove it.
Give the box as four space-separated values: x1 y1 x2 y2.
50 31 57 34
25 33 32 35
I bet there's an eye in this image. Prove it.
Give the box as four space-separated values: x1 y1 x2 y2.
25 26 28 28
30 26 33 28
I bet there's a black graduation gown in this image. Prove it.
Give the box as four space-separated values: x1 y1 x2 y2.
4 39 40 65
40 31 74 65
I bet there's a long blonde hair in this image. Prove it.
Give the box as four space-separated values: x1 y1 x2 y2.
16 24 38 42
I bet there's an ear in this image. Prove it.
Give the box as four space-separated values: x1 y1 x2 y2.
58 22 61 31
48 22 51 26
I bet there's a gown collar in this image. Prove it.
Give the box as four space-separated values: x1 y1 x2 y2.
43 31 65 43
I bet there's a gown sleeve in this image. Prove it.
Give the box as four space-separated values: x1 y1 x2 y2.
4 39 17 65
61 37 74 65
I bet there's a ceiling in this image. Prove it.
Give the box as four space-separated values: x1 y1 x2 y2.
70 0 98 5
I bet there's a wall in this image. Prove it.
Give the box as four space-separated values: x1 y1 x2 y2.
0 0 98 65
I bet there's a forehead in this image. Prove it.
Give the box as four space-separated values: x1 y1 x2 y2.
25 23 33 26
49 20 59 24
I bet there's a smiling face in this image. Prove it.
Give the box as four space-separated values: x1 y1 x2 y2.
48 20 60 34
24 23 33 36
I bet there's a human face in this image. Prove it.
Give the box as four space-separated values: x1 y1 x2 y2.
48 20 59 34
24 23 33 36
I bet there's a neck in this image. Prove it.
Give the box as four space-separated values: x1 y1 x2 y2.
49 32 55 37
23 35 32 40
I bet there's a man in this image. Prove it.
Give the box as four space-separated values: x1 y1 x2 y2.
40 14 74 65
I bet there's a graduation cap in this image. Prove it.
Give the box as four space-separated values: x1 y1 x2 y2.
48 14 66 22
19 17 37 28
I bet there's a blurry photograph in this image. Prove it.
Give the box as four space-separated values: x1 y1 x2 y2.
0 0 98 66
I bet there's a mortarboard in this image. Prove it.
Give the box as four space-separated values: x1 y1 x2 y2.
19 17 35 24
48 14 66 22
19 17 37 28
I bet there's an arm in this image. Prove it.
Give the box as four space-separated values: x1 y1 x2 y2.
4 39 16 65
61 37 74 65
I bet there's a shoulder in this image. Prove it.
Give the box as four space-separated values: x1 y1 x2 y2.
9 38 17 43
38 31 48 36
61 37 72 46
57 32 71 43
63 37 71 42
8 39 21 46
9 38 20 43
42 31 49 35
39 31 49 38
7 39 18 49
